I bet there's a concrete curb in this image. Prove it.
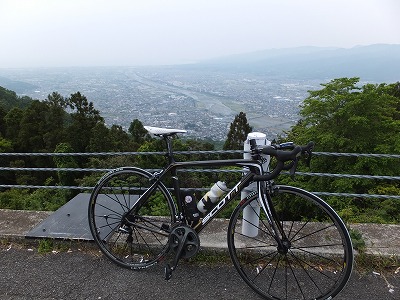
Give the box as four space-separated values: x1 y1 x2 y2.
0 208 399 257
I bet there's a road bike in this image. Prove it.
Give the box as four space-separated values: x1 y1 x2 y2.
88 126 353 300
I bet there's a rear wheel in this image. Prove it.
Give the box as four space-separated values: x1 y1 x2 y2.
88 167 177 269
228 185 353 300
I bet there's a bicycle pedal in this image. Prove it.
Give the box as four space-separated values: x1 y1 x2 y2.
164 264 173 280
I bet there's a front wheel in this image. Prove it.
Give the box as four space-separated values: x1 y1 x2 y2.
88 167 177 269
227 185 353 300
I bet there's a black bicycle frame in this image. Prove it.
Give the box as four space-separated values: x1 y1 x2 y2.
129 136 287 247
134 158 263 233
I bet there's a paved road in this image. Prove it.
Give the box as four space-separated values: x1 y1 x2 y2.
1 244 399 300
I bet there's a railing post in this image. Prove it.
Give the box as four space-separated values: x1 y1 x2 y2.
242 132 270 237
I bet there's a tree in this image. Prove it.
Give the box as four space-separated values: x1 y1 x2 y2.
289 77 400 165
42 92 68 149
53 142 79 188
87 123 112 152
223 112 252 151
0 105 6 137
110 124 133 151
0 136 13 186
17 100 49 152
45 91 67 109
128 119 150 149
285 77 400 223
65 92 104 152
67 92 102 122
4 107 24 144
0 137 12 153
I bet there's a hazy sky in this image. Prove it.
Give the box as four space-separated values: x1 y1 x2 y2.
1 0 399 68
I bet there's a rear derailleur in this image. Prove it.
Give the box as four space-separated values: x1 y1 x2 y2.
164 224 200 280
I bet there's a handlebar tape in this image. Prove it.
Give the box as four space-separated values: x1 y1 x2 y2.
261 145 302 161
252 142 314 181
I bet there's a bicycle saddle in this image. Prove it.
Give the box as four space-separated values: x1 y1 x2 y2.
144 126 187 136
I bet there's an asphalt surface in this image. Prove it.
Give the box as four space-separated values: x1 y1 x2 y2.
0 208 399 299
0 243 399 300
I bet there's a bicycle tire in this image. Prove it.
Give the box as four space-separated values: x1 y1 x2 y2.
227 185 353 300
88 167 177 269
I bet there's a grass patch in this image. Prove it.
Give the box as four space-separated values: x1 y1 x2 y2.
37 239 55 253
37 238 88 254
186 249 232 266
355 252 399 275
349 228 366 252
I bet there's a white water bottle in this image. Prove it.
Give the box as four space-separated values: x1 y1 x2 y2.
197 181 228 214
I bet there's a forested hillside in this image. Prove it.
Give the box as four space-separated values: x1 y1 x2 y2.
0 86 218 211
283 78 400 223
1 78 399 223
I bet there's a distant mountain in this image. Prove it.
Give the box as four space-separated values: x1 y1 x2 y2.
0 76 39 94
198 44 400 82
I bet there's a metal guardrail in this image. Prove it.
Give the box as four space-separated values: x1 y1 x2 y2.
0 150 399 199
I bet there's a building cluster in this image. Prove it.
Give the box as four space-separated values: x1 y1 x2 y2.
5 66 320 141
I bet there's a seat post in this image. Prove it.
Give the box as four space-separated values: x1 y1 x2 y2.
163 135 175 164
163 134 183 221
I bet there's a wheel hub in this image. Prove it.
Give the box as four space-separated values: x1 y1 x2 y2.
277 238 292 255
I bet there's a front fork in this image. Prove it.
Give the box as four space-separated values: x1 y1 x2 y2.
257 181 290 252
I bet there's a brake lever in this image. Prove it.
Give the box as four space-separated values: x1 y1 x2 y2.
304 151 312 168
289 157 299 180
303 141 314 168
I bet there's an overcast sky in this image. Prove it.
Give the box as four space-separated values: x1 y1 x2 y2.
1 0 399 68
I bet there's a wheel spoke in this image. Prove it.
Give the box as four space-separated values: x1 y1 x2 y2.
228 185 353 300
88 168 176 269
291 223 336 243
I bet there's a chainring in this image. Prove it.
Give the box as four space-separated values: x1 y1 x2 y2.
169 224 200 259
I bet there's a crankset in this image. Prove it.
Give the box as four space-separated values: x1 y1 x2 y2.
165 224 200 280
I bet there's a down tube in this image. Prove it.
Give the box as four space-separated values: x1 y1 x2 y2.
195 172 254 233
